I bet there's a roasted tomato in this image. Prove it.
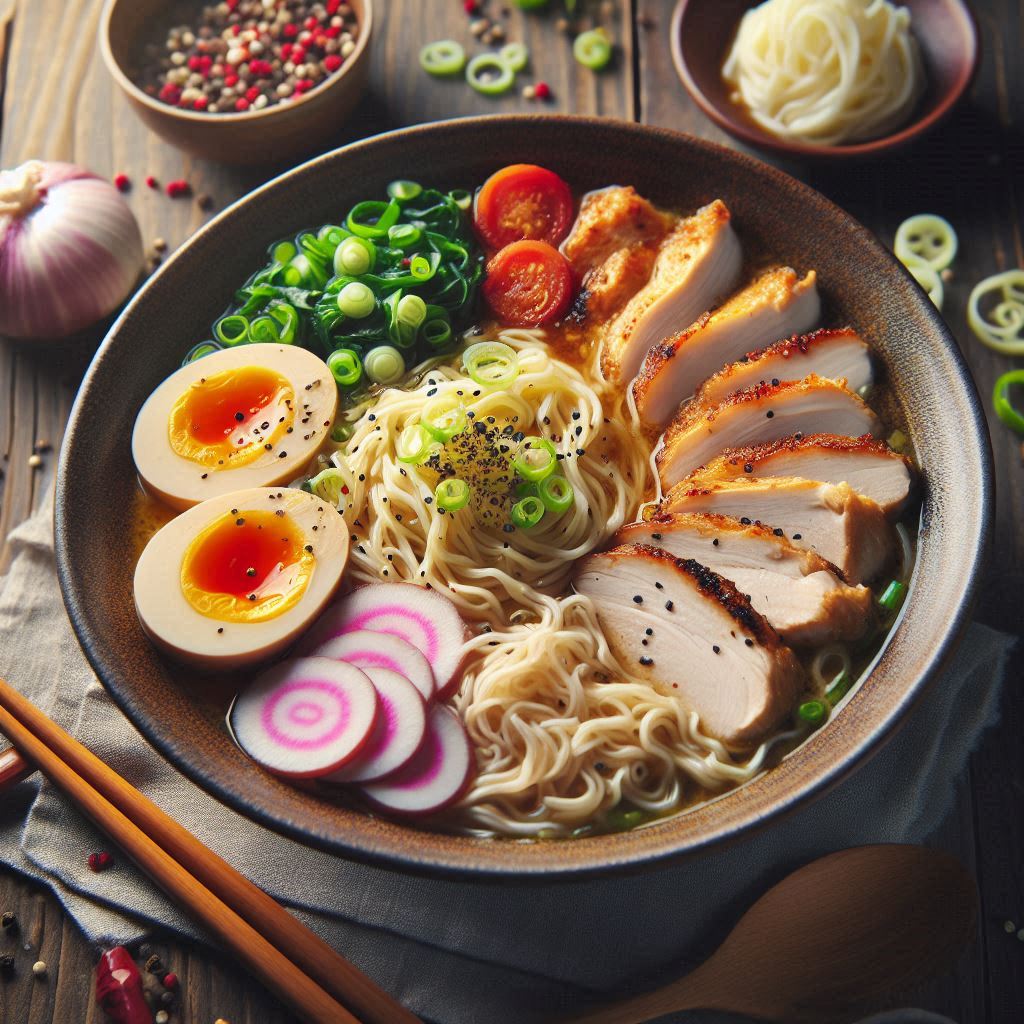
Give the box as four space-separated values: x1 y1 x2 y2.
482 240 574 327
474 164 574 250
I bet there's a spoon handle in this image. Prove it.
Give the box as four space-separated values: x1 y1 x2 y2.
566 966 722 1024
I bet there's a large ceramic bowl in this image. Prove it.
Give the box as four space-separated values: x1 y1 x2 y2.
55 116 991 878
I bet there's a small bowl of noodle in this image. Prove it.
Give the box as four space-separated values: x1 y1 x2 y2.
671 0 979 159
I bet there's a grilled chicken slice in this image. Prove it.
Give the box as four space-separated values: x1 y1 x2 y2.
601 200 742 383
581 244 661 322
633 267 821 426
574 544 805 744
686 434 914 518
562 186 674 276
660 477 893 584
618 513 873 646
656 375 882 488
695 328 873 409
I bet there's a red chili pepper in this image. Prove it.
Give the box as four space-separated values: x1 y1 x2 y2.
95 947 151 1024
534 81 552 100
113 174 130 192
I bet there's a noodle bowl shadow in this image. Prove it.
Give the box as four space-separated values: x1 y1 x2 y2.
671 0 980 160
56 116 991 877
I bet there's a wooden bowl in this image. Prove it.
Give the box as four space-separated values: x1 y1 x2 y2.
671 0 980 159
100 0 373 165
56 116 991 877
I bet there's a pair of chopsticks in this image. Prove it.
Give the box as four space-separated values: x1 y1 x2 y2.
0 677 421 1024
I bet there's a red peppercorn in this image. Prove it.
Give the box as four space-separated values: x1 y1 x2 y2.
162 972 178 990
145 175 158 190
304 15 318 30
327 0 341 13
283 22 298 38
245 85 260 102
231 23 242 36
291 46 306 64
224 73 239 88
187 55 202 71
534 81 552 100
234 97 250 112
166 179 190 198
325 24 341 38
113 173 131 192
99 851 114 868
193 96 209 111
298 30 314 46
280 42 293 60
464 0 479 12
324 54 342 72
158 82 182 105
88 853 100 871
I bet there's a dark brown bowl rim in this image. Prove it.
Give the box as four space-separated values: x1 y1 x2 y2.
670 0 981 159
98 0 374 126
55 115 993 878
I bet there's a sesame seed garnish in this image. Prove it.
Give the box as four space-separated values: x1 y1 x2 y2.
793 533 802 540
773 528 784 537
766 410 774 419
713 645 720 654
745 638 754 647
632 595 643 604
655 582 663 590
645 628 653 636
664 600 674 611
639 656 653 666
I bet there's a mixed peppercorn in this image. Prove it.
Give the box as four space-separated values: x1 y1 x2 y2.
137 0 361 115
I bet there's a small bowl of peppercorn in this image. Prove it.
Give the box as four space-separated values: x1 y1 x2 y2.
100 0 373 165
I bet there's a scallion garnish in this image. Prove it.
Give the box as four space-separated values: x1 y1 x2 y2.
423 318 453 348
466 53 515 95
364 345 405 385
307 467 348 506
337 281 376 319
419 40 467 77
499 42 529 71
825 671 853 707
573 28 613 70
387 179 424 202
463 341 519 388
331 421 355 444
538 474 574 514
993 369 1024 435
449 189 472 212
512 436 558 483
797 700 828 725
421 394 468 442
878 579 907 612
182 340 222 365
388 223 422 249
396 423 434 465
272 240 296 264
347 199 401 240
435 477 471 512
214 314 249 346
511 495 545 529
334 236 374 276
327 348 363 387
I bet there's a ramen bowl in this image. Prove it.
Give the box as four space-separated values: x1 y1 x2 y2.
56 116 991 877
672 0 980 160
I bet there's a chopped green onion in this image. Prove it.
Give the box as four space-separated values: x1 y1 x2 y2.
463 341 519 388
825 671 853 707
421 394 468 442
248 303 298 344
396 423 434 465
878 579 907 612
409 253 439 281
347 199 401 239
308 467 348 506
993 369 1024 435
466 53 516 96
388 223 422 249
327 348 362 387
423 318 453 348
894 214 958 272
499 42 529 71
449 189 472 211
797 700 828 725
967 269 1024 355
573 28 613 70
183 341 221 364
272 240 296 264
538 474 574 514
387 179 423 202
364 345 405 385
420 39 467 76
887 429 907 451
435 477 471 512
512 436 558 482
605 806 645 831
317 224 346 246
902 252 944 310
337 281 376 319
214 314 249 346
511 495 545 529
334 236 374 276
396 293 428 329
331 421 355 444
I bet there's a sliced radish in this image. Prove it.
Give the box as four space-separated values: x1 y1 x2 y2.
322 667 427 783
308 630 435 701
230 657 378 779
300 583 467 700
359 705 473 816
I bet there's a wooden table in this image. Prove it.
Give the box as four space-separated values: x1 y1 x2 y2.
1 1 1021 1021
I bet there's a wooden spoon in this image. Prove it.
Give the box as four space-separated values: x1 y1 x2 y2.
568 845 976 1024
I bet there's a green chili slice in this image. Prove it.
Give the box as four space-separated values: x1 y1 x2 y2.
499 42 529 71
327 348 363 387
396 423 434 465
993 369 1024 435
421 395 468 442
463 341 519 388
364 345 406 385
878 579 907 612
466 53 515 96
967 270 1024 355
420 40 467 77
797 700 828 726
511 495 545 529
538 474 574 514
512 436 558 482
435 477 471 512
214 314 249 346
573 28 613 70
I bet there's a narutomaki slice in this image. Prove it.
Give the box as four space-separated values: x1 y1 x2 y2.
323 667 428 784
230 657 379 779
304 629 436 701
359 705 473 816
299 583 468 700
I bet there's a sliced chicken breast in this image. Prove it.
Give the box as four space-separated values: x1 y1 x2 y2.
601 200 743 383
618 513 873 646
656 375 882 488
633 267 821 426
578 244 660 322
574 544 805 744
686 434 914 518
660 477 893 584
562 185 674 276
695 328 873 409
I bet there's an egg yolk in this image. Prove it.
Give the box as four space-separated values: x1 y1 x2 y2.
180 509 313 624
168 365 294 469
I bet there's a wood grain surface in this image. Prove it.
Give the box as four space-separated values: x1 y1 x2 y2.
1 1 1021 1022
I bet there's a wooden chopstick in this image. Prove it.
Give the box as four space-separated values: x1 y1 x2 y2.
0 678 422 1024
0 745 34 790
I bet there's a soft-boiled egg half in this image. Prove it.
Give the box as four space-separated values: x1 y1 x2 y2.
133 344 337 510
134 487 348 669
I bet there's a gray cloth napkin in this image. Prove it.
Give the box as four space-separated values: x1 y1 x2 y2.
0 494 1015 1024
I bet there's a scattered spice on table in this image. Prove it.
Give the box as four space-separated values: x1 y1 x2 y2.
114 173 132 192
96 947 151 1024
1 911 17 932
31 959 47 977
136 0 361 115
88 850 115 872
0 953 14 975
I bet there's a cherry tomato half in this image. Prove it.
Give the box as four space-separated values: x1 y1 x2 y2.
474 164 574 251
482 240 574 327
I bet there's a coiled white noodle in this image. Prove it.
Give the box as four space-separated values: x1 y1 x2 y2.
324 330 775 835
722 0 925 146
